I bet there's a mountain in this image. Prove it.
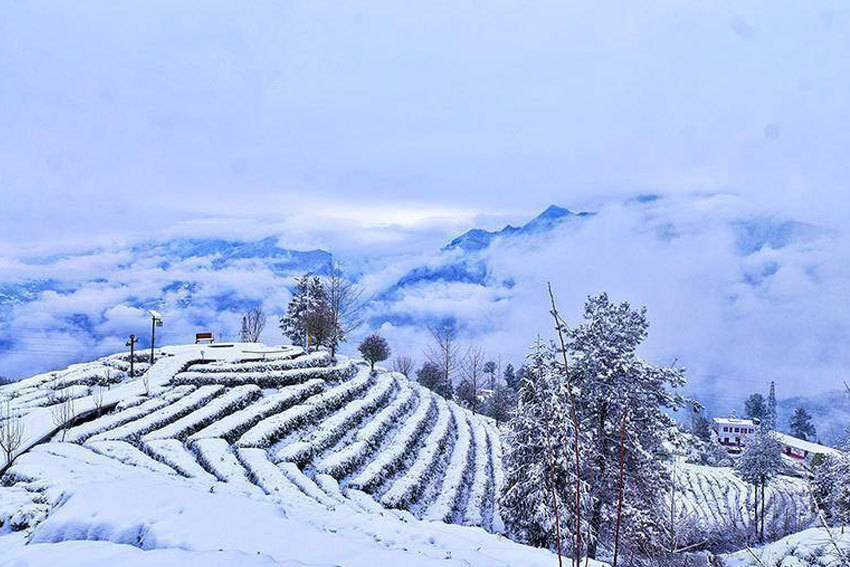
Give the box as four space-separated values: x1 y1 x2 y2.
383 205 595 295
444 205 595 252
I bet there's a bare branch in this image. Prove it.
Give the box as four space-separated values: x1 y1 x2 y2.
391 355 414 378
239 306 267 343
0 401 24 466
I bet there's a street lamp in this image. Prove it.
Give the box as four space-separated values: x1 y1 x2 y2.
148 310 163 365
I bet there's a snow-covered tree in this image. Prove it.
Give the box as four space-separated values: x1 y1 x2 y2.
690 410 713 442
280 274 327 349
484 360 497 389
503 363 519 391
789 407 816 441
483 384 515 425
764 381 777 430
358 334 390 371
734 428 783 541
565 293 687 560
501 338 586 559
744 393 766 421
812 450 850 530
455 378 477 410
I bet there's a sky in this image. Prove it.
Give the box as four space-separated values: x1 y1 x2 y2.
1 2 849 405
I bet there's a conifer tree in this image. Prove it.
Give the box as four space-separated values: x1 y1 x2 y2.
566 293 687 559
789 407 816 441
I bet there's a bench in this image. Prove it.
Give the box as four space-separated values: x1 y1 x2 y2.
195 332 215 344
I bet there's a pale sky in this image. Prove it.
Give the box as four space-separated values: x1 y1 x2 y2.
1 2 850 406
2 1 849 249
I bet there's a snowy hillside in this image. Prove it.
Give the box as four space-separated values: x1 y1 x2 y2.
671 462 813 544
0 343 574 566
719 527 850 566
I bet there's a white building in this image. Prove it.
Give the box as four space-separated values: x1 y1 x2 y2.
711 417 840 462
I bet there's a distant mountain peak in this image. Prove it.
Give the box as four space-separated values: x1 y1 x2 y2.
443 204 594 252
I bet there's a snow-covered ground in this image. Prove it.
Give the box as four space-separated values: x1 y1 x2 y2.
720 527 850 566
1 343 572 566
671 461 813 538
2 442 595 566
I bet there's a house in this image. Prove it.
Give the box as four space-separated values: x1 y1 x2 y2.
712 417 760 454
711 417 840 462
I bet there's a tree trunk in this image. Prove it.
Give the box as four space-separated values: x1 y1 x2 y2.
587 408 609 560
760 475 765 541
544 430 564 567
753 482 759 541
612 410 628 567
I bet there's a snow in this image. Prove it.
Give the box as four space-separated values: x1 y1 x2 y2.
1 442 586 567
381 396 452 509
272 371 396 464
463 413 491 527
85 440 178 476
235 364 372 448
65 397 171 444
317 383 416 477
1 343 597 566
190 438 262 495
142 438 218 482
188 379 325 443
348 388 435 492
88 385 225 442
143 385 261 441
721 527 850 566
425 402 472 522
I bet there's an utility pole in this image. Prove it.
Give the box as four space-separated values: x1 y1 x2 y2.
148 310 163 366
126 334 138 377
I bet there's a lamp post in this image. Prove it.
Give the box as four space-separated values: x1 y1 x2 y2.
126 334 138 377
148 310 163 365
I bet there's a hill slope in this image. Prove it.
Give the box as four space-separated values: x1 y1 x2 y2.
0 343 573 566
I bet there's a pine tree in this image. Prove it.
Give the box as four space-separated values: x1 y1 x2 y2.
789 407 816 441
744 394 766 421
501 338 584 558
764 381 777 430
690 411 713 442
484 360 497 389
566 293 687 560
484 384 515 425
503 363 519 391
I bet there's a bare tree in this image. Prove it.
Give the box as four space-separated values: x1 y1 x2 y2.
392 355 414 378
92 384 105 416
425 322 460 399
323 265 365 358
460 346 487 413
0 401 24 466
239 306 267 343
48 392 74 442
